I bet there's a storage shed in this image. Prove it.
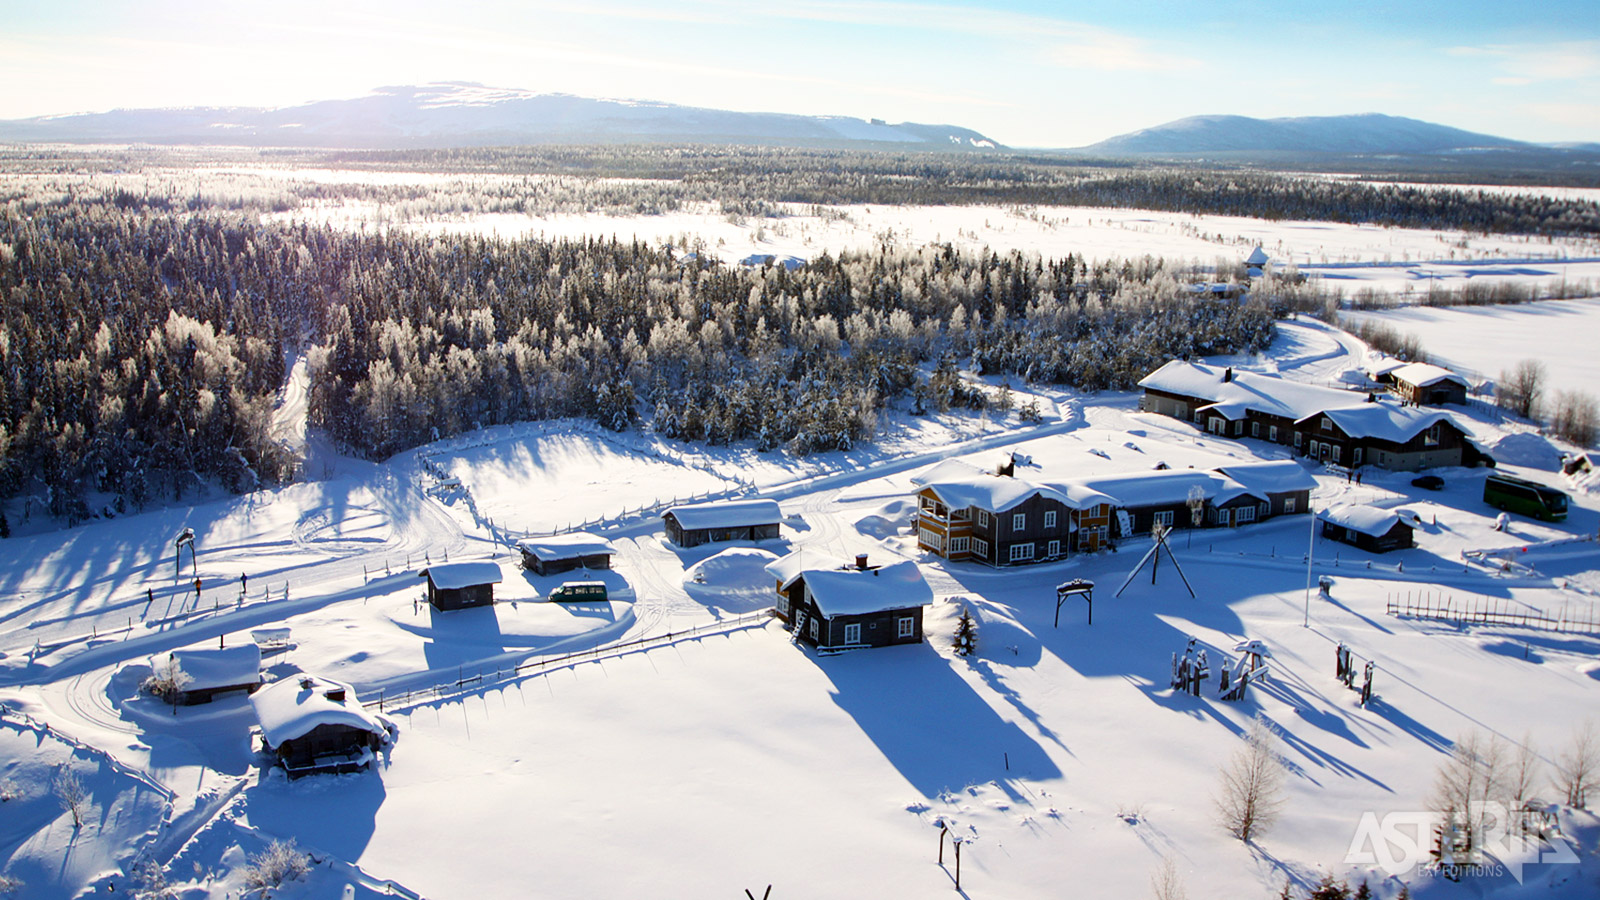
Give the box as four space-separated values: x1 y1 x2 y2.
419 561 503 611
149 643 262 705
662 499 781 547
1320 505 1415 553
1389 363 1469 406
516 533 617 576
765 553 934 651
250 674 390 777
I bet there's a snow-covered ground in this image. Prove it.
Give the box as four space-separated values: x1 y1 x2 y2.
3 314 1599 899
1342 299 1600 396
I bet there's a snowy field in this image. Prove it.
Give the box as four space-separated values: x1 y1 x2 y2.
1341 299 1600 396
2 316 1599 899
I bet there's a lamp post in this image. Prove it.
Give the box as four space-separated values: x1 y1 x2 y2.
1303 502 1315 627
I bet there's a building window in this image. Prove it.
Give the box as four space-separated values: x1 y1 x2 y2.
1353 447 1363 465
1234 420 1244 436
1294 432 1303 448
809 618 819 640
1153 510 1175 528
974 538 989 557
949 536 969 554
1009 543 1035 562
1284 498 1296 514
1235 506 1256 524
951 507 970 520
977 510 990 528
1012 512 1026 531
1044 510 1057 529
1251 422 1260 437
1047 539 1060 557
1424 424 1441 446
1260 502 1270 519
844 623 861 644
1320 416 1332 432
1215 508 1231 526
897 617 914 638
1269 425 1279 441
919 527 945 551
777 595 791 617
1332 444 1341 463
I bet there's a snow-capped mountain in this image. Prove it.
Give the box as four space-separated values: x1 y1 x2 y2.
1077 113 1568 155
0 82 1003 151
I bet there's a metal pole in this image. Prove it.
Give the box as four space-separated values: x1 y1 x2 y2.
1303 502 1316 627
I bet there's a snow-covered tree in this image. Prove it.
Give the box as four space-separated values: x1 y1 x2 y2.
1553 720 1600 809
952 605 978 657
1215 717 1285 841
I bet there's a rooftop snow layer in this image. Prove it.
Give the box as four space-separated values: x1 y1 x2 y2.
1057 469 1259 509
909 458 990 486
796 559 934 618
515 533 617 559
250 674 386 746
1214 460 1318 495
1302 404 1451 443
766 549 850 592
1389 362 1468 389
1364 357 1409 379
1139 360 1370 422
420 561 504 589
152 643 262 692
665 498 782 531
1319 504 1402 538
922 476 1074 513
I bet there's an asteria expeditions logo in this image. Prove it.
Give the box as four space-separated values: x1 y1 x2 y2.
1345 803 1579 883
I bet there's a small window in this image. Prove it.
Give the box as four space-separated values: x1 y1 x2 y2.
1009 543 1035 562
1047 539 1060 557
1269 425 1279 441
978 510 990 528
1320 416 1332 431
1251 422 1261 437
1353 447 1363 465
1153 510 1174 528
1235 506 1256 523
897 617 914 638
777 595 791 617
844 623 861 644
949 536 969 554
919 527 945 551
1424 424 1441 446
809 618 819 640
1215 508 1231 526
1294 432 1303 448
1012 513 1026 531
1284 498 1296 514
974 538 989 557
1044 510 1057 529
951 507 970 520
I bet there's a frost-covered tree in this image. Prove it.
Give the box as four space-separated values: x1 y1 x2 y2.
242 838 311 898
52 767 88 829
1216 717 1286 841
1553 720 1600 809
1498 359 1546 419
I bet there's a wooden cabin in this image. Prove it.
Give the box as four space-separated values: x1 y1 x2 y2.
766 552 934 651
516 533 616 576
1320 505 1414 553
150 643 262 705
1388 363 1469 406
419 561 503 611
662 499 781 548
250 674 390 778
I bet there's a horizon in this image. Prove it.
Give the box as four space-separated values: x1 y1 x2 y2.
2 1 1597 148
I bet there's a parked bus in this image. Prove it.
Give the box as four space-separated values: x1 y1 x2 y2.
1483 473 1568 522
549 581 608 603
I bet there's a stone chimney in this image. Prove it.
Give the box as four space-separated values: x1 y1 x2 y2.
855 554 869 570
1223 367 1234 383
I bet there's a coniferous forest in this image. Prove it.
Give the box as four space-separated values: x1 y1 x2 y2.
3 143 1591 522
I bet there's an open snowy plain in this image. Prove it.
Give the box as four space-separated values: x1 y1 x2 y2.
2 312 1598 899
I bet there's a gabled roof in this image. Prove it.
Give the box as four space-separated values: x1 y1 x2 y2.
664 498 782 531
1364 356 1409 379
1389 362 1468 389
515 532 616 560
921 476 1067 513
1139 360 1367 422
1245 247 1270 266
1319 504 1405 538
153 644 262 692
250 674 386 746
1214 460 1318 495
790 559 935 618
765 549 850 592
1299 405 1453 443
420 561 503 590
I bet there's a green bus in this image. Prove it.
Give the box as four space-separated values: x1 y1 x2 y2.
1483 473 1568 522
549 581 608 603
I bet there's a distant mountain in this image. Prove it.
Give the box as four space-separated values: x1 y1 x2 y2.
0 82 1003 151
1077 113 1532 156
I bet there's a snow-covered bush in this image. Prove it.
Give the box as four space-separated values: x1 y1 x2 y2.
242 838 311 897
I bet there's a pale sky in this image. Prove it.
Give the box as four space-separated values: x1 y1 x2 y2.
2 0 1597 147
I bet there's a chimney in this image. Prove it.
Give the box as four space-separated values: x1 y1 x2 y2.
1367 392 1378 403
855 554 869 570
325 686 347 702
1223 367 1234 383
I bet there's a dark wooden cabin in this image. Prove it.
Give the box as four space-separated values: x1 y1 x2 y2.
516 533 616 576
250 675 389 778
151 643 263 705
420 561 503 611
662 499 781 548
766 553 934 651
1320 505 1414 553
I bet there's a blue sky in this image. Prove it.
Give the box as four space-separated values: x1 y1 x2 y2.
2 0 1596 146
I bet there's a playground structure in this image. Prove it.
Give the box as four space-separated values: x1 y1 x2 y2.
1117 525 1195 599
1054 579 1094 627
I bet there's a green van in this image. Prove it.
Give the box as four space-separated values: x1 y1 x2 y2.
549 581 608 603
1483 473 1568 522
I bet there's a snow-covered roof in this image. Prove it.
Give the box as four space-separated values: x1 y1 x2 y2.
516 532 616 560
1299 405 1451 443
1389 362 1468 389
1059 469 1259 510
1139 360 1369 422
1214 461 1318 495
909 458 989 487
250 674 386 746
152 643 262 692
1319 505 1404 538
921 475 1066 513
1245 247 1269 266
796 559 934 618
665 498 782 531
1364 356 1409 379
420 561 504 590
765 550 851 592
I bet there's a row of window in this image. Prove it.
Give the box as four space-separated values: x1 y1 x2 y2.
781 597 916 643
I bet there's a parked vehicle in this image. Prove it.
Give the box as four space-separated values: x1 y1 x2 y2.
549 581 608 603
1411 475 1444 490
1483 473 1568 522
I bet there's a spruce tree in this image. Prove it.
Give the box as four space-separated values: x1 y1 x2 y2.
952 605 977 657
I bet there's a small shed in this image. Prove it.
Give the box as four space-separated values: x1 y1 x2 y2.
1244 246 1269 278
150 643 263 705
250 674 389 777
765 553 934 651
516 533 617 576
419 561 503 611
1320 505 1414 553
662 499 781 548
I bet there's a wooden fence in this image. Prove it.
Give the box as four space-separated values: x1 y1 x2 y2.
1386 593 1600 634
